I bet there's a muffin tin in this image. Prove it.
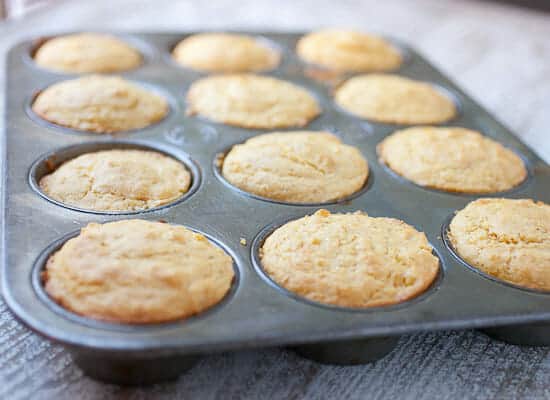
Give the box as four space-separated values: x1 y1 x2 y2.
2 32 550 385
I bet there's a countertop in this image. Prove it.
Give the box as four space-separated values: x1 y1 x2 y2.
0 0 549 399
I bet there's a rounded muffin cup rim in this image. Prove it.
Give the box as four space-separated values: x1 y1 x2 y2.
22 32 157 76
212 140 373 207
32 224 241 330
25 78 178 136
164 33 284 74
28 139 202 215
441 213 550 295
376 140 533 197
250 213 444 313
332 79 463 128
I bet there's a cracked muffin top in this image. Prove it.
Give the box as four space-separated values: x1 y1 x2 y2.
296 29 402 72
186 74 321 129
260 209 439 307
43 219 234 323
39 149 191 212
172 33 280 72
449 198 550 291
378 127 527 193
32 75 169 133
221 131 368 203
34 33 142 73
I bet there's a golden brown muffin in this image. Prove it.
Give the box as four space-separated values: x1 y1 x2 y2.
378 127 527 193
449 198 550 291
44 219 235 323
335 74 456 124
221 131 368 203
261 209 439 307
296 29 402 72
172 33 280 72
186 74 320 129
32 75 169 133
39 149 191 212
34 33 142 73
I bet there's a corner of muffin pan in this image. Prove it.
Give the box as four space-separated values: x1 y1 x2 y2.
25 78 179 137
28 140 201 215
23 33 159 76
250 215 446 314
31 224 241 332
440 215 550 346
211 141 374 207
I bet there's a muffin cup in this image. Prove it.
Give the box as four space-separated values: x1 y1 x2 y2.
29 140 201 215
290 336 400 365
480 322 550 347
72 350 199 385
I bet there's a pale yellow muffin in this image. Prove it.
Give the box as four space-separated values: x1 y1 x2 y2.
39 149 191 212
378 127 526 193
335 74 456 124
449 198 550 291
261 209 439 307
222 131 368 203
172 33 280 72
34 33 142 73
32 75 168 133
296 29 402 72
186 74 320 129
44 219 235 323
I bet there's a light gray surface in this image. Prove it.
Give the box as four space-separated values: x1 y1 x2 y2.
0 0 549 399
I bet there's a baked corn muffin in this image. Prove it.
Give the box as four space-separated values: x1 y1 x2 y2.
39 149 191 212
44 219 235 323
186 74 320 129
172 33 280 72
378 127 526 193
296 29 402 72
34 33 142 73
335 74 456 124
261 209 439 307
448 198 550 291
221 131 368 203
32 75 169 133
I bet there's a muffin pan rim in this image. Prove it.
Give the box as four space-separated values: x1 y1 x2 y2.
28 139 202 215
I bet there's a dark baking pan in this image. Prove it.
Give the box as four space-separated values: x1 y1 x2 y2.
2 32 549 385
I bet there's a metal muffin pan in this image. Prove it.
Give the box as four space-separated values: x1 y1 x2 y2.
2 32 550 385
